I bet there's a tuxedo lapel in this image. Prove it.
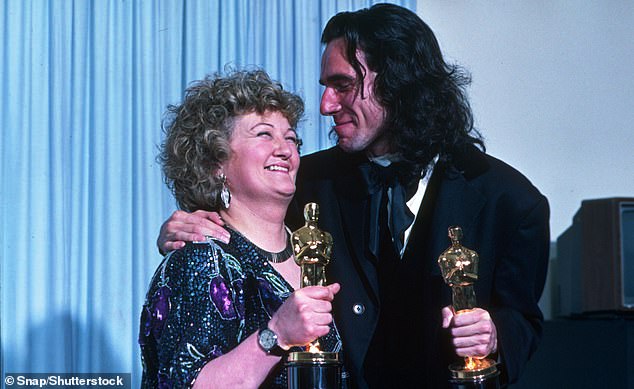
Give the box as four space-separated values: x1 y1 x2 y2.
404 161 487 275
429 163 488 277
333 159 381 303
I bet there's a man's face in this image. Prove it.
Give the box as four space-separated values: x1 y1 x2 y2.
319 38 389 156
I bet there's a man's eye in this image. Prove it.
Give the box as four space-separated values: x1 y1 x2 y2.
334 82 355 92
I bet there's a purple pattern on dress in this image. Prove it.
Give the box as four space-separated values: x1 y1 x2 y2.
209 275 239 320
232 279 245 319
256 277 283 316
142 285 172 342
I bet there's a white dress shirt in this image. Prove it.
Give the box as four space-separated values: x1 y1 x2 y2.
368 154 437 257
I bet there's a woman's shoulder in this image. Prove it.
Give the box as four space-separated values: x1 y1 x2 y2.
158 239 241 281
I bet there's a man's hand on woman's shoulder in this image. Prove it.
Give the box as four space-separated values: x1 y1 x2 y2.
158 210 230 254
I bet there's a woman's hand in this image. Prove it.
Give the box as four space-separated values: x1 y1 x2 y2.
157 210 231 254
268 283 341 349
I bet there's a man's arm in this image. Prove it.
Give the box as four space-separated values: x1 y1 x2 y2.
439 195 549 383
490 196 550 383
157 210 230 254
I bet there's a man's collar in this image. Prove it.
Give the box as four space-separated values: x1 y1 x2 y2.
368 153 439 177
367 152 401 167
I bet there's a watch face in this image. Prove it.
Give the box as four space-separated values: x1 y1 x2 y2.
259 328 277 351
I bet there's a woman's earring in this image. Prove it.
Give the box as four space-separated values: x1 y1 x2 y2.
219 174 231 209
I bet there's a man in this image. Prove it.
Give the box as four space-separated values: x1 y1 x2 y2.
158 4 549 388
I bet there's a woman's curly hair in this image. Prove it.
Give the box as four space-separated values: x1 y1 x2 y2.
159 69 304 212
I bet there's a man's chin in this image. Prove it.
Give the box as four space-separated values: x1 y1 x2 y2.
336 139 363 153
337 135 392 156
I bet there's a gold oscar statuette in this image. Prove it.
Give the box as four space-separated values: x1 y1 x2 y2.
438 226 500 388
291 202 333 288
287 203 341 389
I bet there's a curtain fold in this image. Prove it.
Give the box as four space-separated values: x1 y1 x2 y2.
0 0 415 385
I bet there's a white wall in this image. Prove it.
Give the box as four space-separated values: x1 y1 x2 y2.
417 1 634 240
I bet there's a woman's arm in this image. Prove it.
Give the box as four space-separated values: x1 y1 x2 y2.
192 284 340 388
193 331 281 388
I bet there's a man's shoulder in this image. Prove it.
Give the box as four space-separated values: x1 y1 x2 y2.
453 146 546 204
300 146 346 170
293 146 368 211
484 153 543 198
298 146 361 182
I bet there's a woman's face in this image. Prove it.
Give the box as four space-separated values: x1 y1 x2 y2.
223 111 300 205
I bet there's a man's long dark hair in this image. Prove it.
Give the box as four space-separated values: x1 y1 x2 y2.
322 3 484 180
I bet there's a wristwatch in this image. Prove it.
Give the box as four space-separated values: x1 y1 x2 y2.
258 327 286 356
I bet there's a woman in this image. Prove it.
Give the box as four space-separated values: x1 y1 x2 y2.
139 69 342 388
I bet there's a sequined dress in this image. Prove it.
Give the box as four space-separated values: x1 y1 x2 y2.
139 228 344 388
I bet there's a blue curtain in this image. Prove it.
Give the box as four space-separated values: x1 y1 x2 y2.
0 0 415 385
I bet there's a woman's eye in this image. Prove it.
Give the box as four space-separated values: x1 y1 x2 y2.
291 137 303 151
257 131 272 138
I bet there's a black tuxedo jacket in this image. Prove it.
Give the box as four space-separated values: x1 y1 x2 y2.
286 146 550 388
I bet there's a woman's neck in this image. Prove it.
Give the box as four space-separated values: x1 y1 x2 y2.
219 199 289 252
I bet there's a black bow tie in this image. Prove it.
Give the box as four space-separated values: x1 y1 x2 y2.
359 161 419 257
362 162 419 200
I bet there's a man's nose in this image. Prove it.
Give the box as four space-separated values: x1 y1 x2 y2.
320 87 341 116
